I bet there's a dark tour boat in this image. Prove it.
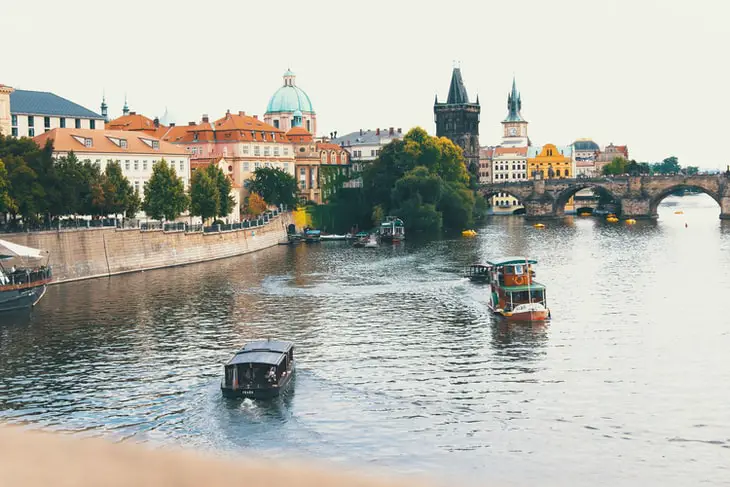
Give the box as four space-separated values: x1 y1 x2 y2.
0 239 52 312
464 263 490 283
221 339 295 399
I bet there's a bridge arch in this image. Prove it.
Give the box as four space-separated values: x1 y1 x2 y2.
479 188 529 214
649 183 722 216
552 183 621 217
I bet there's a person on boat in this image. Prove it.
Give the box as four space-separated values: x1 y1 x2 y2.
266 367 276 384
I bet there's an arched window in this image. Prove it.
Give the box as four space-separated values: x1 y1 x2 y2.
321 152 326 163
556 169 561 177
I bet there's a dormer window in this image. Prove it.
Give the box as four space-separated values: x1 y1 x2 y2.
193 133 199 141
251 131 256 140
85 138 92 148
120 139 128 149
262 133 267 141
152 141 159 149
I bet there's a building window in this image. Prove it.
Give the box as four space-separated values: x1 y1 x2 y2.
306 120 311 132
152 141 159 149
262 133 267 141
28 128 35 137
143 160 148 170
75 119 81 129
254 146 260 156
90 120 96 130
321 153 326 163
273 120 279 129
273 147 279 156
254 162 261 169
11 114 17 127
242 145 249 154
95 159 101 166
193 133 199 141
84 138 92 148
125 160 130 170
134 160 139 170
283 147 289 155
44 116 50 129
180 161 184 172
370 149 375 157
243 162 250 171
27 116 34 127
11 128 18 137
134 181 139 193
120 139 127 149
60 118 66 128
264 146 270 156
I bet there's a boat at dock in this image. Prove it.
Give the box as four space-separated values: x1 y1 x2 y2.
0 239 52 312
379 216 405 243
320 233 351 241
221 339 295 399
363 235 379 248
486 256 550 322
464 263 490 283
303 229 321 243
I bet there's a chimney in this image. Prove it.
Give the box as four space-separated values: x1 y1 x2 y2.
202 114 209 123
188 121 196 126
359 129 363 136
253 115 258 120
170 123 176 127
389 127 394 135
130 111 136 116
153 117 159 128
376 128 380 135
398 128 402 134
238 111 245 116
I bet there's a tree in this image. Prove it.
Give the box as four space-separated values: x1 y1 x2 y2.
652 156 680 175
5 154 44 225
103 161 136 218
126 189 141 218
189 168 219 223
438 181 476 231
248 167 297 207
142 159 189 221
206 164 235 219
79 160 106 217
683 166 699 175
602 157 628 176
243 192 267 218
55 152 86 216
0 159 15 214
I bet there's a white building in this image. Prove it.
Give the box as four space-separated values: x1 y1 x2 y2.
331 127 404 172
5 87 104 138
34 128 190 201
491 146 527 212
571 139 600 177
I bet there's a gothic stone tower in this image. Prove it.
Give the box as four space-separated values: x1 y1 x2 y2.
434 67 480 171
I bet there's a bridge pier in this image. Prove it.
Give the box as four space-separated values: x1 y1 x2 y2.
523 198 556 220
720 195 730 220
619 196 655 219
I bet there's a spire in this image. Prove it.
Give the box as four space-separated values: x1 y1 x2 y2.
504 76 525 122
100 91 108 122
446 67 470 104
122 94 129 116
283 68 296 87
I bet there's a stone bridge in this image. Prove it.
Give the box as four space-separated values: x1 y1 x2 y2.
479 175 730 219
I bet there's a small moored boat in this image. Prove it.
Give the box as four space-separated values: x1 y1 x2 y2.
379 216 405 243
0 239 52 312
221 339 295 399
363 235 379 248
303 229 321 243
486 256 550 322
320 233 350 241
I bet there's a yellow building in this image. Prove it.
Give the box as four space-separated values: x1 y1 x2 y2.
527 143 575 212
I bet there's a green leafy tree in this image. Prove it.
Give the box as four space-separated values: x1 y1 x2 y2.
438 181 476 231
602 157 628 176
189 168 219 223
143 159 189 221
248 167 297 207
683 166 699 175
102 161 136 217
0 159 15 214
652 156 680 175
5 154 44 224
207 164 235 219
55 152 86 216
126 189 141 218
392 196 442 234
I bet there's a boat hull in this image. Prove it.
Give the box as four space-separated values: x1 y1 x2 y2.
221 369 294 399
0 284 47 312
498 309 550 322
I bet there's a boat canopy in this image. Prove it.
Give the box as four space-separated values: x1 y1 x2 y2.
239 339 293 354
0 239 46 260
305 229 321 235
487 256 537 266
505 283 546 292
227 350 287 367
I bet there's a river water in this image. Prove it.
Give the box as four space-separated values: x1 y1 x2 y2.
1 194 729 486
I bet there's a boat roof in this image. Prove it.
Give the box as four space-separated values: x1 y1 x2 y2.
305 229 320 235
226 350 287 367
0 239 46 260
239 339 293 354
504 282 546 292
487 256 537 266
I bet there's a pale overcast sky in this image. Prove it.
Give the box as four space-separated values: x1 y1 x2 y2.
2 0 728 168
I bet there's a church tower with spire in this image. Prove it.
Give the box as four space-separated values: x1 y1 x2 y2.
501 76 529 146
100 93 108 122
434 66 481 170
122 95 129 117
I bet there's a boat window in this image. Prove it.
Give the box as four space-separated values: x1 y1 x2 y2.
514 264 524 275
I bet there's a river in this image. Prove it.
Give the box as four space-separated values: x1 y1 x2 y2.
1 194 729 486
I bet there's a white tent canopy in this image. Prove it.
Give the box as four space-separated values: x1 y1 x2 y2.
0 239 46 259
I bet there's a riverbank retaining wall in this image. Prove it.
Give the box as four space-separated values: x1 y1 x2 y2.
2 213 291 284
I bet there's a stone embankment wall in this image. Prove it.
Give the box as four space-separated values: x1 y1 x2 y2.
2 213 291 284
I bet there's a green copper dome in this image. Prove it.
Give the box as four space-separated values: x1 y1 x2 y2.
266 70 314 114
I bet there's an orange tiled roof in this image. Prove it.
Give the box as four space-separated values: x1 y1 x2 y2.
106 113 166 134
168 112 288 144
494 147 527 156
316 142 344 152
34 128 188 156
